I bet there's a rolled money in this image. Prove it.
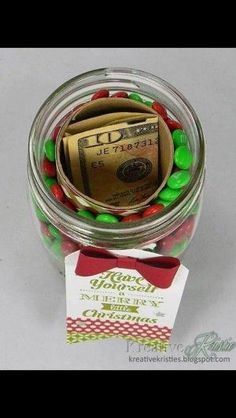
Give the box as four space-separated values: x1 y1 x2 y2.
55 100 174 216
66 112 156 135
64 117 159 207
70 97 158 123
63 112 157 181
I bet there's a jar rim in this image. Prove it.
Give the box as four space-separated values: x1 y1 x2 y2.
28 67 205 246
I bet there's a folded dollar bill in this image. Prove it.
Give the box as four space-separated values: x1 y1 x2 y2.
63 117 159 207
55 99 173 215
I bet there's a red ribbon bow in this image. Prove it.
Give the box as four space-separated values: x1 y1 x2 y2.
75 247 180 289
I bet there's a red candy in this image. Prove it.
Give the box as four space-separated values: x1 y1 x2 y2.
182 216 195 235
111 91 129 98
51 184 65 202
142 204 164 218
152 101 168 120
174 216 195 240
173 225 185 240
157 236 177 252
166 118 182 131
61 240 78 256
52 126 61 141
64 199 77 211
122 214 142 222
40 222 52 238
91 90 109 100
42 158 56 177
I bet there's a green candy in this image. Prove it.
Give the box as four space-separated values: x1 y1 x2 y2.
159 187 182 202
128 93 143 103
169 239 189 257
172 129 188 147
45 177 57 189
51 239 63 258
152 198 171 207
144 100 153 107
167 171 191 190
35 206 49 223
174 146 193 170
42 235 53 248
96 213 119 223
44 139 55 162
77 209 96 220
48 224 62 240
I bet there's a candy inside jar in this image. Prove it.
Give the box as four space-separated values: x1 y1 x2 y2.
28 68 205 271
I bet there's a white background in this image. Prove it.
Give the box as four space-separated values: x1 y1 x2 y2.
0 48 236 370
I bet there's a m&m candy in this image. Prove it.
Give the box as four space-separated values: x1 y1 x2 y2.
167 171 191 190
174 146 193 170
77 209 96 220
91 89 109 100
166 118 182 131
128 93 143 102
51 184 65 202
122 214 142 222
111 91 129 98
63 199 77 211
42 158 56 177
142 204 165 218
172 129 188 147
96 213 119 223
45 177 57 189
152 101 168 120
61 240 78 256
44 139 55 162
48 224 62 240
159 187 182 202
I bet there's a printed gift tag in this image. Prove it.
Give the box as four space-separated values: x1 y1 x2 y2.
65 247 189 351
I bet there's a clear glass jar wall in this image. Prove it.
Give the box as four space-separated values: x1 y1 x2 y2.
27 68 205 271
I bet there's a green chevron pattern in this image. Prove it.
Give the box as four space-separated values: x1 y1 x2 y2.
67 331 169 351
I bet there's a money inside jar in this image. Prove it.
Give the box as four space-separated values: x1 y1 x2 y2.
55 98 174 215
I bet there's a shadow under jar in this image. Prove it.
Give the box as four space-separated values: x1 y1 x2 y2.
27 68 205 273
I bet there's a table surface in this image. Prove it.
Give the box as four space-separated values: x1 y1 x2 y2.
0 48 236 370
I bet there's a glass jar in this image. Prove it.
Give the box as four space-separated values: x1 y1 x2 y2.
27 68 205 272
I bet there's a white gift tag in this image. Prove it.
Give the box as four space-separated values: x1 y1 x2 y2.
65 248 189 351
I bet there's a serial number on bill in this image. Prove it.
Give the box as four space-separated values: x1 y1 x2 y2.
96 138 158 156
